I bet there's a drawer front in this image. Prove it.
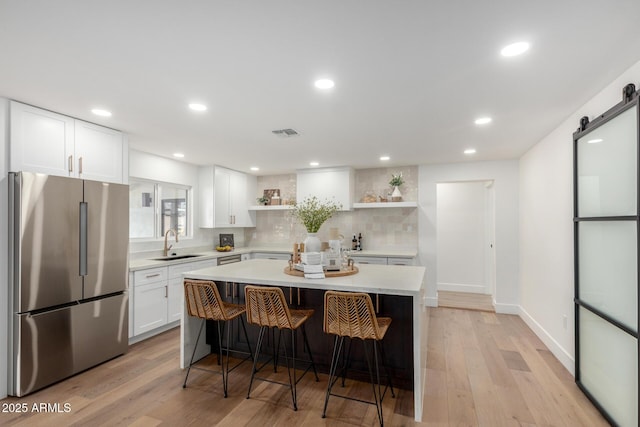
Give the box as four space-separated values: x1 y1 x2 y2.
252 252 291 260
387 257 414 266
351 256 388 265
168 259 217 278
133 267 167 286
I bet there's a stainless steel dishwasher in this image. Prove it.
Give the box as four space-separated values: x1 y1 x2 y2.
217 253 242 266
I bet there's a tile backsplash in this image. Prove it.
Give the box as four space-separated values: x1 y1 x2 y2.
246 166 418 251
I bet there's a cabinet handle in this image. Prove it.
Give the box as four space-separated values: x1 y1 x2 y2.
78 156 83 174
298 288 301 306
289 288 293 305
145 273 161 279
233 282 237 299
165 285 168 298
226 282 230 297
376 294 379 314
68 155 73 172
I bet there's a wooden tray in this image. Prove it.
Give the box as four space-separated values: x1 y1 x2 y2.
284 265 359 278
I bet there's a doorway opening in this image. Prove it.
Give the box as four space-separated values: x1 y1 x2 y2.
436 180 496 310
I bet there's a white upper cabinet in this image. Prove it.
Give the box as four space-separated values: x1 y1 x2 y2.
74 120 125 183
10 101 127 184
199 165 256 228
296 166 354 210
10 101 74 177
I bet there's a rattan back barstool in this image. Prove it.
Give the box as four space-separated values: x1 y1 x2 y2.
322 290 395 426
183 279 253 397
244 285 319 411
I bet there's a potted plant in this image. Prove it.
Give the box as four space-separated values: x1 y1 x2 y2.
389 172 404 201
257 196 270 206
292 196 341 252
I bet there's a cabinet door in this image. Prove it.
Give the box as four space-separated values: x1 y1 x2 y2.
128 272 134 338
214 168 232 227
10 101 75 177
167 277 183 323
229 170 256 227
74 120 124 183
133 281 168 335
214 167 256 227
198 166 215 228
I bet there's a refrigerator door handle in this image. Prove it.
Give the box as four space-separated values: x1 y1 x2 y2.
79 202 88 277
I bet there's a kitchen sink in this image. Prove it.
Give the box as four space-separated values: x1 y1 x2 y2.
151 254 205 261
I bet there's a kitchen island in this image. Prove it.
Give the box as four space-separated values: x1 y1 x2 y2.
180 258 428 421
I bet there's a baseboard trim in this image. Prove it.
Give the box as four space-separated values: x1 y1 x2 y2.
518 306 575 376
425 296 438 307
494 302 519 315
437 282 486 294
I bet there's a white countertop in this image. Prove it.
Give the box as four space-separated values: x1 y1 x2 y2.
181 258 426 296
129 247 418 271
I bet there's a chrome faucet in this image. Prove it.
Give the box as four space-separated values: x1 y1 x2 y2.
163 228 179 257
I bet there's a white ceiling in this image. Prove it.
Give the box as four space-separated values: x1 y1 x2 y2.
1 1 640 175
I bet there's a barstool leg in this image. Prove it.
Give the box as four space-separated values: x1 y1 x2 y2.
217 320 230 397
183 318 205 388
291 328 297 411
239 316 254 362
322 335 345 418
247 326 266 399
363 339 384 426
378 340 395 399
340 338 352 387
300 324 319 381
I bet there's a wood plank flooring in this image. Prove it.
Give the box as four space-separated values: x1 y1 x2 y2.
0 308 609 426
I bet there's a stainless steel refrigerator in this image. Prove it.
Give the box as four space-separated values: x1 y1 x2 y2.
8 172 129 397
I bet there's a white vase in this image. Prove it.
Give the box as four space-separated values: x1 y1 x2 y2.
391 186 402 202
304 232 321 252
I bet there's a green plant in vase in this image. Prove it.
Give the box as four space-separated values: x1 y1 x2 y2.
292 196 341 252
389 172 404 201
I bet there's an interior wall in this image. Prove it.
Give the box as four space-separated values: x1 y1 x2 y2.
436 181 488 293
519 59 640 375
418 160 519 311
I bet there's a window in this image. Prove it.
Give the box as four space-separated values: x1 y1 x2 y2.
129 179 190 239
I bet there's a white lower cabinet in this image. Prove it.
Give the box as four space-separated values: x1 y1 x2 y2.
134 280 169 335
132 266 168 336
131 259 218 339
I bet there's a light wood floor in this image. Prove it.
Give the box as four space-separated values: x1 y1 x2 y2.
0 308 609 426
437 291 494 312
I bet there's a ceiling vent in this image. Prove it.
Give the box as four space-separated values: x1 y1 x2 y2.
272 128 300 137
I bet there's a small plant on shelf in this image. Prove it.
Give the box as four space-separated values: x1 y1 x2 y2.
389 172 405 188
292 196 341 233
257 196 270 206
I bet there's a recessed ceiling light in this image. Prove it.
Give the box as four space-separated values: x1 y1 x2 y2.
314 79 335 89
474 117 492 125
464 149 477 155
500 41 530 57
250 167 260 171
173 153 185 158
188 103 207 111
309 161 320 167
380 156 390 161
91 109 112 117
587 138 603 144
